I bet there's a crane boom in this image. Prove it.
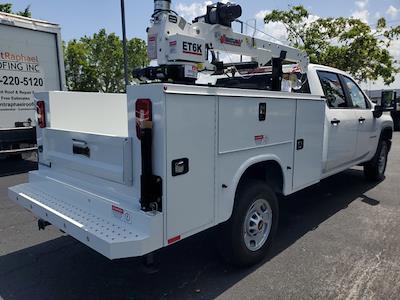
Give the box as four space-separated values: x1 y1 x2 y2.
135 0 309 89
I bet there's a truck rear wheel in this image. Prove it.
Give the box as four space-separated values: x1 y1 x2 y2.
218 180 279 267
364 139 389 181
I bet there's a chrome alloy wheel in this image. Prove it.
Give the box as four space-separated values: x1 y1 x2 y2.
243 199 272 251
378 142 388 175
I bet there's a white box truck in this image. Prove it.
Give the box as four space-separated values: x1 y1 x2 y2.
0 12 65 157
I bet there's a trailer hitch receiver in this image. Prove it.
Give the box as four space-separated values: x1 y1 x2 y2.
38 219 51 230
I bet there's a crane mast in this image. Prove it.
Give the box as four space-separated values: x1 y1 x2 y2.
134 0 309 91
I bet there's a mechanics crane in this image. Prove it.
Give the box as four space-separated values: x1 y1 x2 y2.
135 0 309 91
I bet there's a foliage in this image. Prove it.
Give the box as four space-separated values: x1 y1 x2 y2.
264 6 400 85
0 3 31 17
0 3 11 13
17 5 31 17
64 29 149 93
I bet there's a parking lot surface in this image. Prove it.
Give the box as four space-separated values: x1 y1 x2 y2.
0 133 399 300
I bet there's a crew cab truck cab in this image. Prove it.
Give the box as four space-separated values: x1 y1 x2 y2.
307 64 393 179
8 64 393 266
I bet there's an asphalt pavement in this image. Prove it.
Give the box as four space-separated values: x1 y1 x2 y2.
0 134 399 300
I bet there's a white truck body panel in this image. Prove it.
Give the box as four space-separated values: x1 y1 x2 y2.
47 92 128 136
165 93 216 239
292 100 325 190
8 83 328 258
43 129 132 185
324 108 359 171
7 64 393 260
354 108 378 159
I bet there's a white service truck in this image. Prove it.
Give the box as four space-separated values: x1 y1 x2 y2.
8 1 393 267
0 12 65 157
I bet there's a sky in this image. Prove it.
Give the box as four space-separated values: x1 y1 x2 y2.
8 0 400 89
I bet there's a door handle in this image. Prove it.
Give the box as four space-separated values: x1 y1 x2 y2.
72 139 90 157
359 117 366 123
331 119 341 126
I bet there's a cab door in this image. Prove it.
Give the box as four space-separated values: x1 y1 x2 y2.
317 71 358 172
340 75 377 160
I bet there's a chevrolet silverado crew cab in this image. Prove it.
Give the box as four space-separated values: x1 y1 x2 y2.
8 63 393 266
8 1 394 267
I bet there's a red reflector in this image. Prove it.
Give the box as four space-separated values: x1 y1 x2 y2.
112 205 124 214
255 135 264 141
135 99 152 139
36 100 46 128
168 235 181 245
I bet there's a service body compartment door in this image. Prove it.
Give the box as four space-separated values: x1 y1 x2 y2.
43 128 132 185
165 94 216 240
292 99 325 190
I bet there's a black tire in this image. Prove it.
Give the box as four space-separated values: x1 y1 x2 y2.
9 153 23 160
218 180 279 267
8 144 23 160
364 139 389 181
394 115 400 131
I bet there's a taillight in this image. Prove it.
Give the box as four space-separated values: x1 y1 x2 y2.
135 99 152 139
36 101 46 128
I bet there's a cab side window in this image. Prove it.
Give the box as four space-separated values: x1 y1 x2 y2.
317 71 348 108
342 76 369 109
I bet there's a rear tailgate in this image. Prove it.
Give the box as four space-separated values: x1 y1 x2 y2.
7 90 166 259
43 128 132 185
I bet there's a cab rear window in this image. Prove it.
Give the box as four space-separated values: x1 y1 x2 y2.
317 71 348 108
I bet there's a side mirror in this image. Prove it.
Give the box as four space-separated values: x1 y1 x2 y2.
373 105 383 118
380 90 396 111
373 90 397 118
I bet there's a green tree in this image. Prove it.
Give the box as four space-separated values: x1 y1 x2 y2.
64 29 149 93
0 3 31 17
264 6 400 85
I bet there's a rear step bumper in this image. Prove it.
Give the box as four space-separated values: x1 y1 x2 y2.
8 177 163 259
0 146 37 155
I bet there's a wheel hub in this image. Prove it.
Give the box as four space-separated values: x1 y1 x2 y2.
243 199 272 251
258 221 263 231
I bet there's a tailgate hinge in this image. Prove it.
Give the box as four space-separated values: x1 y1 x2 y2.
140 174 162 212
139 124 162 212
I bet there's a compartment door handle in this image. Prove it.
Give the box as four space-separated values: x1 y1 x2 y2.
72 140 90 158
331 118 341 126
